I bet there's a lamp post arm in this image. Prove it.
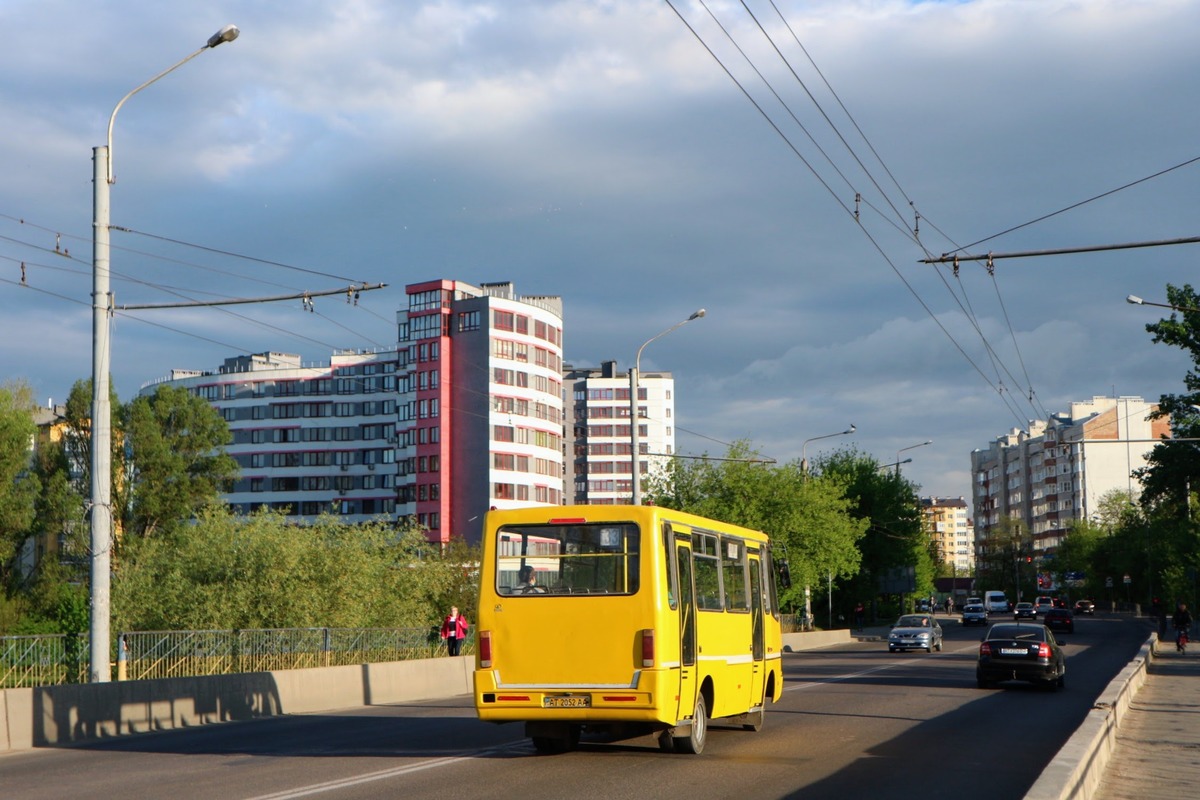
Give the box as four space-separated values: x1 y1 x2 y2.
106 25 239 183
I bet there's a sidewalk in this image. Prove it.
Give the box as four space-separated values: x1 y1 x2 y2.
1093 644 1200 800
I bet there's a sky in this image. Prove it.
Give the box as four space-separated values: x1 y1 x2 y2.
2 0 1197 502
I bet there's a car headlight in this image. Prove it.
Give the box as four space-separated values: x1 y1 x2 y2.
917 632 930 639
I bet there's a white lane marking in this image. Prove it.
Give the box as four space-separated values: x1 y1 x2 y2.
242 743 527 800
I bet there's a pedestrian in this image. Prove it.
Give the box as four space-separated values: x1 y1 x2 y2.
1173 602 1192 653
440 605 469 656
854 601 865 631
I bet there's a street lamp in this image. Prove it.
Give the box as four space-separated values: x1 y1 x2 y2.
1126 295 1200 314
800 425 856 476
630 309 705 505
90 24 239 684
896 440 932 476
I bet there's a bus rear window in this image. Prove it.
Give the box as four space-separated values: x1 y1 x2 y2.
496 522 640 595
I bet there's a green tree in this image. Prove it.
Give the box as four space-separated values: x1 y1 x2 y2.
1131 283 1200 607
645 440 867 618
819 449 930 621
0 381 40 583
123 384 239 539
111 509 468 632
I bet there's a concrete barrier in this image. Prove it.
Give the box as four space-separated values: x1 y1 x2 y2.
783 628 852 651
1023 634 1155 800
0 628 860 754
0 654 475 754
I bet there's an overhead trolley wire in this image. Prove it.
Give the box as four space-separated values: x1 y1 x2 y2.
665 0 1030 428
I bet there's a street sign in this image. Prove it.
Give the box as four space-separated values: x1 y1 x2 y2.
1123 574 1132 585
1105 576 1113 588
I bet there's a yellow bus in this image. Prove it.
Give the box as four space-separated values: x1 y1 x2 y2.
473 504 785 755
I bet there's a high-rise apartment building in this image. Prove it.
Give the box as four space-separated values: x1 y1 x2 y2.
920 496 974 574
564 360 677 504
396 280 565 545
971 395 1170 555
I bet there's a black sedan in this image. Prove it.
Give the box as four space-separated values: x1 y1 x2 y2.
1073 599 1095 615
1042 607 1075 634
977 623 1066 690
1013 601 1037 620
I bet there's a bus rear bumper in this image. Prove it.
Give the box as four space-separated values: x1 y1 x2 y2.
474 669 672 725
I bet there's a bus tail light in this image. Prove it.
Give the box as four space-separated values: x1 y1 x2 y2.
641 628 654 667
480 630 493 667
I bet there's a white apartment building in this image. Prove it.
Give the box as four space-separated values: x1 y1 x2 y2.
564 360 677 504
142 349 401 524
971 395 1170 554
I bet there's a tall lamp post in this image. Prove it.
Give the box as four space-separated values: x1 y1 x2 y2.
896 440 932 476
89 24 240 684
630 309 705 505
800 425 856 476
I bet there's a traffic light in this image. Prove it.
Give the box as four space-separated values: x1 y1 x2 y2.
1026 556 1032 563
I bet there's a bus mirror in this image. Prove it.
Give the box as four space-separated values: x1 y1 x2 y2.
775 559 792 590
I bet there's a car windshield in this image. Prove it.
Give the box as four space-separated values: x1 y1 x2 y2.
897 616 928 627
1016 603 1032 609
964 605 984 612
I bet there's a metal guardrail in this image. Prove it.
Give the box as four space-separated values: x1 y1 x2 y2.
1 627 473 689
0 634 88 688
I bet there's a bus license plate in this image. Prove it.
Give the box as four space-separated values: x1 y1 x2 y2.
543 696 590 708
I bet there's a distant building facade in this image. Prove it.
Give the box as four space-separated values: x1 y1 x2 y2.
563 360 677 504
143 349 402 525
920 496 974 575
971 395 1169 556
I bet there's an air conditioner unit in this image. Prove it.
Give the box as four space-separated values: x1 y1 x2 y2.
340 464 349 471
368 464 375 470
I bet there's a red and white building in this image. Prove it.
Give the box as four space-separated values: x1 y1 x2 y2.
397 280 565 544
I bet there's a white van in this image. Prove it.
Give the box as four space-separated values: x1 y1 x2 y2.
984 591 1009 613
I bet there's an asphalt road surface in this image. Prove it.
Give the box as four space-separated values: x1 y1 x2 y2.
1 613 1150 800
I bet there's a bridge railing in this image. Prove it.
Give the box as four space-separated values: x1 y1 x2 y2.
1 626 473 689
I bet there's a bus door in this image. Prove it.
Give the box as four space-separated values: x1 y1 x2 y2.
672 534 698 726
747 550 766 707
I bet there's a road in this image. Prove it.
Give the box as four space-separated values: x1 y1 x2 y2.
0 614 1150 800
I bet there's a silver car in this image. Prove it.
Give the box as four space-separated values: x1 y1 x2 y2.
888 614 943 653
961 603 989 626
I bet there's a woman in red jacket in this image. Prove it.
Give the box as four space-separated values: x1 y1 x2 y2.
440 606 469 656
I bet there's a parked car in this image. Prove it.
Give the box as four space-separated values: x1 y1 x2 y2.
977 622 1066 690
888 614 943 653
966 596 983 608
1042 608 1075 634
1013 601 1037 620
917 599 932 613
961 603 989 626
1073 599 1096 615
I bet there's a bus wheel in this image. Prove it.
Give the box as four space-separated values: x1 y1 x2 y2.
675 694 708 754
531 736 561 754
742 703 765 732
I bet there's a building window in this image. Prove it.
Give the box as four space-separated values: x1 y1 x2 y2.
458 310 480 331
